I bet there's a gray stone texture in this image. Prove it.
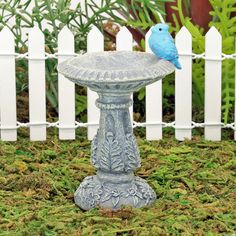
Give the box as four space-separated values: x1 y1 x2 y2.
58 51 174 210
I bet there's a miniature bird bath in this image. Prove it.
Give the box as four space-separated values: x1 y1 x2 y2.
58 51 174 210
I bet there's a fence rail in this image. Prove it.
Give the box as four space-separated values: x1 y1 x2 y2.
0 25 235 141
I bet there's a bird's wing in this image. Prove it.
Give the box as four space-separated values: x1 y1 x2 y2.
151 36 179 61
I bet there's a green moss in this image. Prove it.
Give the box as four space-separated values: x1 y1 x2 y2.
0 131 235 235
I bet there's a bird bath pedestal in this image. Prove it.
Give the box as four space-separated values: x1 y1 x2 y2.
58 51 174 210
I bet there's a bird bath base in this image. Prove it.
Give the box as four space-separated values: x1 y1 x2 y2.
74 95 156 210
57 51 175 210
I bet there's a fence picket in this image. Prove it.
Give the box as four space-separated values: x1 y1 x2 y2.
116 27 133 120
205 27 222 141
175 27 192 140
58 26 75 140
0 27 17 141
145 29 162 140
87 26 104 140
28 26 46 141
0 25 235 142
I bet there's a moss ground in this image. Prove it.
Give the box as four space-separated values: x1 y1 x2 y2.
0 128 235 236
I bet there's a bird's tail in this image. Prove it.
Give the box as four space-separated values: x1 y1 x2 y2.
171 58 182 70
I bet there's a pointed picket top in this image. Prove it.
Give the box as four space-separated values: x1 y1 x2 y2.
205 26 222 47
28 25 44 43
117 27 132 51
88 25 103 38
58 26 74 52
58 25 73 41
205 26 222 57
59 25 73 35
28 25 44 39
87 24 104 51
28 25 44 55
87 25 104 52
117 26 131 37
176 26 191 41
206 26 221 38
0 27 14 52
175 26 192 55
205 26 222 56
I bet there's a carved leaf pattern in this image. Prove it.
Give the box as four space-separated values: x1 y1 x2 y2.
75 176 103 209
100 187 121 207
76 176 156 209
135 177 156 205
124 133 141 172
112 197 120 207
100 132 124 172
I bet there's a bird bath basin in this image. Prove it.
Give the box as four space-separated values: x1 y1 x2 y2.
58 51 174 210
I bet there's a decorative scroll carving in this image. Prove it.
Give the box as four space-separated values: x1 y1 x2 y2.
74 176 103 210
74 175 156 210
96 100 133 110
100 186 122 207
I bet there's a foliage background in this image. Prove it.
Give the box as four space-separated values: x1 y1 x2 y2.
0 1 236 235
0 0 235 124
91 0 236 124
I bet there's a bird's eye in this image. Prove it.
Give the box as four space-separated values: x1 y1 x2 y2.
159 28 162 31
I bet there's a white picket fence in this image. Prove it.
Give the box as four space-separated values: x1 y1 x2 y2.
0 25 235 142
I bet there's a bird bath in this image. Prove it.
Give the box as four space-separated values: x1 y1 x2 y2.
58 51 174 210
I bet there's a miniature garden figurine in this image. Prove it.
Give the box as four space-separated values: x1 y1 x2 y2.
149 23 182 69
58 51 175 210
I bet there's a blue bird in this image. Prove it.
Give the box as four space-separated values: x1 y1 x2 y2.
148 23 182 69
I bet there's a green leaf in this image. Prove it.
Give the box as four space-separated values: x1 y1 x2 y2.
75 94 87 116
137 88 145 100
170 6 179 11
